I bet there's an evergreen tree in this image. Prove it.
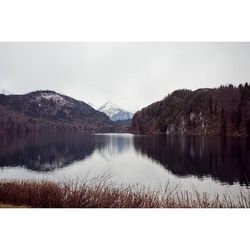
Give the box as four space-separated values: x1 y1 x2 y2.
209 94 213 114
221 108 227 135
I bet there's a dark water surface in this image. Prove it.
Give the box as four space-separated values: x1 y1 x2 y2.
1 132 250 197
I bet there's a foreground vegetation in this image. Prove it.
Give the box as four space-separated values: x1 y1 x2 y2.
0 179 250 208
0 203 28 208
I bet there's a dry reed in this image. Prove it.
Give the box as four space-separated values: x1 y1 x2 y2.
0 178 249 208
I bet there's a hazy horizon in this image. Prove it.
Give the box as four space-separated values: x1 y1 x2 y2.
1 42 250 112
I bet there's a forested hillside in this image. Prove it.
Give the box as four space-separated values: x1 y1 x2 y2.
130 84 250 136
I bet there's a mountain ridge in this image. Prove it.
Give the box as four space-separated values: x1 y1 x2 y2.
0 90 126 133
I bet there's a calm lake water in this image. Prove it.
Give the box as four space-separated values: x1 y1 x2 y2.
1 132 250 197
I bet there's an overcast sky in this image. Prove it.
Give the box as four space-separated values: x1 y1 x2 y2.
0 42 250 112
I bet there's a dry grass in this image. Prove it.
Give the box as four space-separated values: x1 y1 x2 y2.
0 178 249 208
0 203 28 208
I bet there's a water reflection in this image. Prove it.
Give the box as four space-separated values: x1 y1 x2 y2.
0 132 107 171
133 135 250 186
0 133 132 172
97 134 133 161
1 132 250 188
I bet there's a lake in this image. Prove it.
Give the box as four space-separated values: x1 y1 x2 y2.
0 132 250 198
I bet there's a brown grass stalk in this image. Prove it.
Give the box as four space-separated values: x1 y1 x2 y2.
0 179 249 208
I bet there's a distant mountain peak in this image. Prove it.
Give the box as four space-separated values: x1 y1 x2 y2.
98 101 133 121
99 101 120 111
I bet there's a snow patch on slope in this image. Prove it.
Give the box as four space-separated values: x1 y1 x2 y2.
0 89 13 95
34 93 69 107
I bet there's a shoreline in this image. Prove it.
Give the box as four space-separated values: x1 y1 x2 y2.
1 130 250 137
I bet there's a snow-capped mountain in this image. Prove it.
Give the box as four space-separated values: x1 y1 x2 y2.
98 101 133 121
0 89 12 95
